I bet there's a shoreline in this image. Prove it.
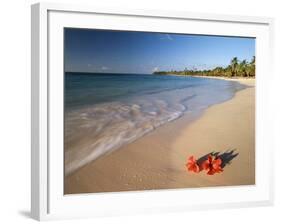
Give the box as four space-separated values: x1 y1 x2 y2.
190 75 255 80
65 75 245 176
162 73 255 81
65 78 255 194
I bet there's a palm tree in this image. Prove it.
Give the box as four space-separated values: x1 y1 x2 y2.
251 56 255 65
249 56 255 77
230 57 238 77
238 60 247 77
213 67 223 76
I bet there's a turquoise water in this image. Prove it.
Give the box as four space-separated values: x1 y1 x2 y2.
64 72 245 175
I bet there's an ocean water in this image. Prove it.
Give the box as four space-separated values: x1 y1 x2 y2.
64 72 245 175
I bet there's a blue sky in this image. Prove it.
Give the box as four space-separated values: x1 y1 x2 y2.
64 28 255 74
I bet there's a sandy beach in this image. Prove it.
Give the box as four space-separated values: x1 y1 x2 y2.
65 78 255 194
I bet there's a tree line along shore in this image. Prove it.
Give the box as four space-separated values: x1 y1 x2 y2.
153 56 255 78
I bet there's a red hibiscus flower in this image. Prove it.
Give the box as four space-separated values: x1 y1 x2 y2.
201 155 223 175
186 156 200 173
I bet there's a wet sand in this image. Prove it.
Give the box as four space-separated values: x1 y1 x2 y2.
65 79 255 194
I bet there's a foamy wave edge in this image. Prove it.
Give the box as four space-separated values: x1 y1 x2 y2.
64 102 185 176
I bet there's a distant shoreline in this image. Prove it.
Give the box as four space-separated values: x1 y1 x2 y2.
172 74 255 81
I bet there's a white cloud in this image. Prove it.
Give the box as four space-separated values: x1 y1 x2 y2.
101 66 109 70
152 67 159 72
160 34 173 41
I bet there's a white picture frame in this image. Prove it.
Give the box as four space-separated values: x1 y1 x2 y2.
31 2 274 221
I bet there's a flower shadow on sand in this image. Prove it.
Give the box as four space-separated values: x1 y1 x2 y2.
197 149 239 169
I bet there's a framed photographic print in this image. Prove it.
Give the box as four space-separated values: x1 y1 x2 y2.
31 2 274 221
